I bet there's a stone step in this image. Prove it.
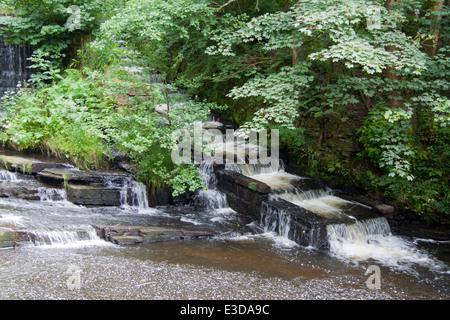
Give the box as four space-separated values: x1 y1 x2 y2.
0 228 35 248
0 155 69 175
67 184 122 206
93 225 214 245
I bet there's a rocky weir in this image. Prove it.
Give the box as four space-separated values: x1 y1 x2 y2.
0 153 135 206
200 128 396 251
214 166 389 250
0 152 214 248
0 149 404 252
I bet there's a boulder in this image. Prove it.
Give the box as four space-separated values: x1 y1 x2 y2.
0 228 28 248
110 235 144 245
216 169 270 221
0 184 41 200
375 204 395 214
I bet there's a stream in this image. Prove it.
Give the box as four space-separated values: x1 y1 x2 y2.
0 163 449 300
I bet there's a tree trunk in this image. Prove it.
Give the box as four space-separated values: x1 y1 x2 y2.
384 0 401 108
283 0 301 66
423 0 444 58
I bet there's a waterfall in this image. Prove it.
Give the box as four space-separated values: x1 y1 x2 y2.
326 217 437 268
100 173 150 211
260 203 292 239
219 131 397 253
119 178 150 211
0 170 19 181
28 225 103 247
38 187 67 202
191 162 229 211
0 21 33 99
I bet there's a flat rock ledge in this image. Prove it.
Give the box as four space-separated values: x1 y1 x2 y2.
93 225 214 245
0 227 31 248
0 154 69 174
0 225 215 248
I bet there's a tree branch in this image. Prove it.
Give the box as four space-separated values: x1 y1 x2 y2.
209 0 237 11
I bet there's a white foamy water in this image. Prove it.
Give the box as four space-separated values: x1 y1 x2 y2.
28 225 113 249
326 218 448 272
0 170 20 181
260 231 299 249
275 193 353 219
38 187 68 202
226 155 357 219
250 171 304 190
0 213 26 228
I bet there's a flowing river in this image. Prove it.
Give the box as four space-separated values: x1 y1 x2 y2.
0 164 449 300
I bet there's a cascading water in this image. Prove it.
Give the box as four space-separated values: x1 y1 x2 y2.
221 133 361 222
0 19 33 100
28 225 102 247
191 162 228 211
37 187 67 202
102 174 151 212
119 178 150 211
233 162 360 220
220 132 353 219
0 170 20 181
325 217 448 272
259 203 298 248
216 130 445 270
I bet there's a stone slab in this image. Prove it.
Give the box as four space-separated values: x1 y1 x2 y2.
0 155 68 175
67 184 121 206
93 225 214 245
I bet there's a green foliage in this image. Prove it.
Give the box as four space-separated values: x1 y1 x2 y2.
1 0 448 221
359 104 415 181
359 98 450 221
0 39 217 195
0 0 121 69
227 62 314 135
0 69 110 169
207 0 431 130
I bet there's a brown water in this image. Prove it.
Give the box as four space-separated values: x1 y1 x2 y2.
0 192 449 300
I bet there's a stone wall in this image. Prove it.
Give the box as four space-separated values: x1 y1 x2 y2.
215 168 335 249
216 169 270 222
